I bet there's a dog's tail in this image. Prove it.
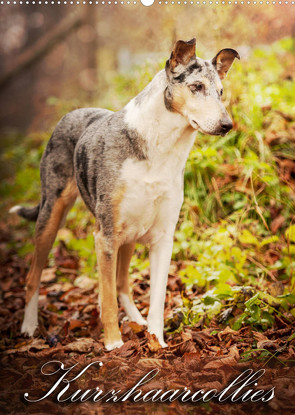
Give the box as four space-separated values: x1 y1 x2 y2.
9 204 40 221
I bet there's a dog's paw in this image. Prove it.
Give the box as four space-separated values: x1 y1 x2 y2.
105 339 124 351
158 339 168 348
131 315 147 326
147 325 167 348
21 320 37 337
119 293 147 326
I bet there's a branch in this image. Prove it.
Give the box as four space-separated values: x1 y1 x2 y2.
0 12 85 90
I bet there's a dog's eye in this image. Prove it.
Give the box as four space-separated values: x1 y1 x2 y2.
189 83 204 93
220 89 223 97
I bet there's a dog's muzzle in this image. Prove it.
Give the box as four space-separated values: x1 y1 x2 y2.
191 116 233 136
219 118 233 135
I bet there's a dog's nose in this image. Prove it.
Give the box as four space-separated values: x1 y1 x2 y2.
220 119 233 134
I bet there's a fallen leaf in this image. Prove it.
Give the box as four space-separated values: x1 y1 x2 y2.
127 321 146 334
256 340 279 350
271 215 285 233
64 338 102 353
217 326 239 341
69 319 86 331
5 339 49 354
137 358 165 369
40 267 57 283
74 275 97 291
253 331 268 343
146 332 162 352
181 330 193 342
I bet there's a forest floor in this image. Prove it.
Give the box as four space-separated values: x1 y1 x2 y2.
0 221 294 415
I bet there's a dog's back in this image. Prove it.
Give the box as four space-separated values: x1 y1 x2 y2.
12 108 112 223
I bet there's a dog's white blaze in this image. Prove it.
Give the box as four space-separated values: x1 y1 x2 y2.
125 70 190 153
186 95 224 133
21 290 39 336
119 293 147 325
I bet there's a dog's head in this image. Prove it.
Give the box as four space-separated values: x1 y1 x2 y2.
165 38 240 135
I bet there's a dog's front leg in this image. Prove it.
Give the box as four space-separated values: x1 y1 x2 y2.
117 243 147 326
147 235 174 348
94 231 123 351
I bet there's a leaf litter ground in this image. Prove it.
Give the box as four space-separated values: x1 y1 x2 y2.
0 223 294 415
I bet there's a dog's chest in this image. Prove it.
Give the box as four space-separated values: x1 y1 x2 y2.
116 156 184 244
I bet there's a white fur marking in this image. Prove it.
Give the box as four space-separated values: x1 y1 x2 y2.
147 238 174 349
9 205 21 214
21 290 39 336
105 339 124 351
119 293 147 325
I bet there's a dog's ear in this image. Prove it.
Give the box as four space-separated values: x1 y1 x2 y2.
169 38 196 70
212 48 240 80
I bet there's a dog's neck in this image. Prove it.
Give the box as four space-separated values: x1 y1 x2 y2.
124 69 196 157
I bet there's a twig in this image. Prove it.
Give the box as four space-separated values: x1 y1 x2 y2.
246 255 276 281
0 12 85 90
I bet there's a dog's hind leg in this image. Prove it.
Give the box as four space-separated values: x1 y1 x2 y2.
94 231 123 351
116 243 147 326
21 180 77 336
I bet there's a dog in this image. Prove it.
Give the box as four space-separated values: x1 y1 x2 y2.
10 38 239 351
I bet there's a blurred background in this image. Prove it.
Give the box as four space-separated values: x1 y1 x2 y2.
1 4 295 133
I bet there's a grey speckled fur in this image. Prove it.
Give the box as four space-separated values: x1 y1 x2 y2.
25 107 147 239
74 109 148 236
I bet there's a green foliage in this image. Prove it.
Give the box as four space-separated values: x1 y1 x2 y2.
167 286 295 334
170 217 295 332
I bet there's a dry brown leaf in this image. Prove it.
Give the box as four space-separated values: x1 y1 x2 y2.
5 338 49 354
146 332 162 352
179 340 197 354
268 281 285 297
69 319 86 331
40 267 57 283
253 331 268 342
257 339 279 350
127 321 146 334
74 275 97 291
203 346 239 369
217 326 239 341
137 358 165 370
48 282 73 293
183 351 201 364
113 340 138 357
181 330 193 342
64 338 102 353
271 214 285 233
